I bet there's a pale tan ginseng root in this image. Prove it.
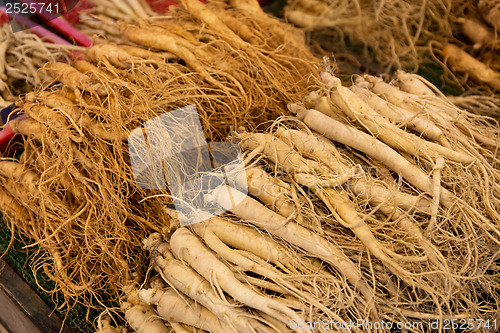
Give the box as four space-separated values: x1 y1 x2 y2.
207 183 377 318
121 300 170 333
349 178 433 215
85 43 168 69
228 0 264 16
359 73 500 223
297 105 500 236
229 0 325 54
169 227 311 331
320 72 474 164
73 60 104 76
130 18 246 96
92 3 130 21
28 146 86 203
79 13 121 38
479 0 500 31
273 126 352 175
181 213 326 276
440 43 500 91
191 218 295 280
29 90 126 141
137 21 213 59
118 23 235 94
42 62 108 96
8 117 94 186
459 18 497 50
22 99 86 147
0 185 31 218
143 234 270 333
358 190 451 278
0 160 67 214
9 110 73 157
119 44 177 61
394 70 437 97
0 160 41 197
293 107 456 208
303 91 338 119
0 187 35 242
362 73 455 119
348 83 446 144
124 0 150 19
235 166 296 218
428 157 445 231
169 323 189 333
391 71 497 161
0 161 95 296
88 0 145 20
243 131 426 286
189 217 344 324
362 73 499 148
3 0 321 317
193 217 342 308
138 286 233 333
180 0 317 101
122 278 170 333
270 123 461 319
181 0 256 55
95 314 120 333
210 5 261 45
447 94 500 121
275 126 433 215
316 187 425 273
294 107 500 245
285 9 338 30
21 101 98 176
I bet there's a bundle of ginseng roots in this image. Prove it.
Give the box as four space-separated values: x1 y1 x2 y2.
0 0 318 315
0 24 76 108
285 0 500 96
76 0 157 43
97 65 500 333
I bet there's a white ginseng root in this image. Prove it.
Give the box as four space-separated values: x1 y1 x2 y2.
139 287 231 333
275 127 433 214
208 185 377 318
188 215 326 275
245 131 417 281
191 219 342 322
95 314 120 333
293 107 456 208
143 234 262 333
295 106 499 238
169 227 311 332
120 298 170 333
321 72 474 164
239 166 296 218
362 74 498 148
349 84 446 144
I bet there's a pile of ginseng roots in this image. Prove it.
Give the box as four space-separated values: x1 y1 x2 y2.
0 24 76 108
285 0 500 95
75 0 158 43
99 65 500 333
0 0 318 314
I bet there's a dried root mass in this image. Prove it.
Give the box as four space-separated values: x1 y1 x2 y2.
0 0 319 316
114 68 499 332
285 0 500 93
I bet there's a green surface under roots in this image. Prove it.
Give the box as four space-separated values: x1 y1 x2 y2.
0 216 108 333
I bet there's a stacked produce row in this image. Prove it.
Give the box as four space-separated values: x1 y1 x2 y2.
0 0 498 332
285 0 500 95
